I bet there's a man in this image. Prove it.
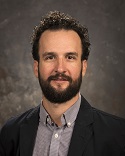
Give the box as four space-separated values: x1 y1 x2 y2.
0 11 125 156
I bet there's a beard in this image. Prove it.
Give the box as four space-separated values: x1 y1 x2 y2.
38 69 82 104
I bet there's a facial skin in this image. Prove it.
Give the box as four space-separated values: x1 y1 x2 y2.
34 29 87 104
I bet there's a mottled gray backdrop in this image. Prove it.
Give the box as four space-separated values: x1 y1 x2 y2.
0 0 125 128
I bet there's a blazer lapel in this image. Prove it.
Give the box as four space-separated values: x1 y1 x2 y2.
68 96 94 156
19 106 40 156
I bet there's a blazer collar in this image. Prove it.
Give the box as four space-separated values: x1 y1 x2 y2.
20 105 40 156
68 95 94 156
19 96 93 156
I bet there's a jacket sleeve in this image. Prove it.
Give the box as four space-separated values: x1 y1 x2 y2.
0 126 6 156
0 121 16 156
120 120 125 156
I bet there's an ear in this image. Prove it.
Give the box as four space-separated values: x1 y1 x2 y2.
82 60 87 77
33 60 39 78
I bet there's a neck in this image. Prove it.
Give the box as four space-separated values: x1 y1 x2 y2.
42 93 79 126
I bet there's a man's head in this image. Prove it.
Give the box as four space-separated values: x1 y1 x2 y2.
31 11 90 62
32 11 90 103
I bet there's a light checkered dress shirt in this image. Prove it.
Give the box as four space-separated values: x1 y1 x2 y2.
33 95 81 156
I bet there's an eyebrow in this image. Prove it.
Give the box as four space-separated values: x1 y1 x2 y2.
65 52 78 56
42 52 78 57
42 52 56 57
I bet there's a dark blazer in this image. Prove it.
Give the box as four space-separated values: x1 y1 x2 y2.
0 96 125 156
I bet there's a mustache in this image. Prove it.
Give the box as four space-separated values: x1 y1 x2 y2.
48 73 72 82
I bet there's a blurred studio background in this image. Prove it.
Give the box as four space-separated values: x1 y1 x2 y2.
0 0 125 128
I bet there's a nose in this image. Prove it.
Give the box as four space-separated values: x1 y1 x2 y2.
55 58 66 73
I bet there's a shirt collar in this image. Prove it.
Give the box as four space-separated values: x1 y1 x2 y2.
63 94 81 127
39 94 81 127
39 102 49 125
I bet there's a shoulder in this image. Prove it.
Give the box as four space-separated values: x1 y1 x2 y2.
0 105 40 138
92 107 125 127
0 105 40 154
81 95 125 127
92 107 125 144
92 107 125 150
79 97 125 142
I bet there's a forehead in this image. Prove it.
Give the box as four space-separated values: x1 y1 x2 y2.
39 29 82 53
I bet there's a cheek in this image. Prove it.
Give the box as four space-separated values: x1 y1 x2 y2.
69 64 82 79
39 63 55 78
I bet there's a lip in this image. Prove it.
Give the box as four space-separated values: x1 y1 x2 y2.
51 79 68 84
53 79 67 82
52 77 68 81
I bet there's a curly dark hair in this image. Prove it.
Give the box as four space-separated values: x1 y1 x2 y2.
31 11 90 61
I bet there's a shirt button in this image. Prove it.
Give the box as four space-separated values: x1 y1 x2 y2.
47 118 49 122
55 133 58 138
67 122 71 126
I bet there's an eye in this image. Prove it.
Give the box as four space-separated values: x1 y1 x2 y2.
67 55 76 60
44 55 55 60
